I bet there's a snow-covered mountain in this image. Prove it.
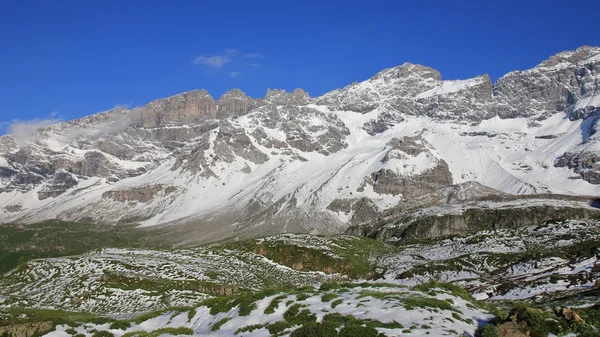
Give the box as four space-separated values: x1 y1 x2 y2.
1 46 599 243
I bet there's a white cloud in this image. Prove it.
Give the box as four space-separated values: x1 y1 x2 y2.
225 49 239 56
229 71 242 78
248 62 262 68
112 103 131 110
245 53 264 59
193 55 231 68
7 117 62 145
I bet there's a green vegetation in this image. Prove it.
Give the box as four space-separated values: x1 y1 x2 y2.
474 325 500 337
132 307 190 325
413 281 478 304
197 289 282 316
403 295 460 312
121 327 193 337
265 295 287 314
211 317 232 331
101 272 239 297
0 308 114 328
109 320 131 330
321 293 339 302
91 331 114 337
331 299 343 308
0 220 165 274
235 324 267 334
224 235 396 278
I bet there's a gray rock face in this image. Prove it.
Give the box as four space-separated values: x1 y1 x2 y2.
327 197 380 225
493 46 600 119
217 89 261 116
140 90 218 128
102 184 177 203
37 171 78 200
368 136 453 198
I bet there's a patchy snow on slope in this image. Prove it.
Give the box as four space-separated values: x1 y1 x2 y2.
415 76 486 99
44 285 492 337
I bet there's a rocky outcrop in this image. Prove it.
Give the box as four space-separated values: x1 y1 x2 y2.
140 90 218 128
102 184 177 203
369 136 453 198
217 89 261 116
493 46 600 119
327 198 380 225
37 171 78 200
351 204 600 244
0 321 54 337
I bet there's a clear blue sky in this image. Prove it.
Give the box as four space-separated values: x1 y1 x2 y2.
1 0 599 128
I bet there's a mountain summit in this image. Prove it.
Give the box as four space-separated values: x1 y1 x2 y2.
1 46 599 244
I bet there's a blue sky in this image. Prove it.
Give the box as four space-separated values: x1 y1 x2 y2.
1 0 599 131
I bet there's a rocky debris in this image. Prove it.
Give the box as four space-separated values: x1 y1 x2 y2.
495 321 529 337
555 308 585 325
460 131 498 137
0 321 54 337
102 184 177 203
555 151 600 184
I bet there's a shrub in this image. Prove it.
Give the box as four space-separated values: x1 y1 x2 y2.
211 317 232 331
321 293 339 302
91 331 114 337
290 322 338 337
475 325 500 337
109 320 131 330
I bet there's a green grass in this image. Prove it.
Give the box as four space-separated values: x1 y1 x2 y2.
235 324 266 334
265 295 287 314
403 295 460 312
109 320 131 330
132 307 190 325
211 317 232 331
321 293 339 302
121 327 193 337
223 235 397 278
0 220 166 274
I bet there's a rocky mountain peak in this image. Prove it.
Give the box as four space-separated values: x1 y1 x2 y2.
538 45 600 67
372 62 442 81
216 88 258 116
140 89 217 128
218 88 248 99
264 88 312 105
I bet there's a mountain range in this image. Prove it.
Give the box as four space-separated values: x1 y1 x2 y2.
1 45 599 245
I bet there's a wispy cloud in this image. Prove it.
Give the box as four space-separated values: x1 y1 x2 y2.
112 103 131 110
245 53 264 59
193 50 264 76
6 117 62 145
225 49 239 56
193 55 231 68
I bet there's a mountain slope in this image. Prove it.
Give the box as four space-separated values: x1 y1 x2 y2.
1 46 599 243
